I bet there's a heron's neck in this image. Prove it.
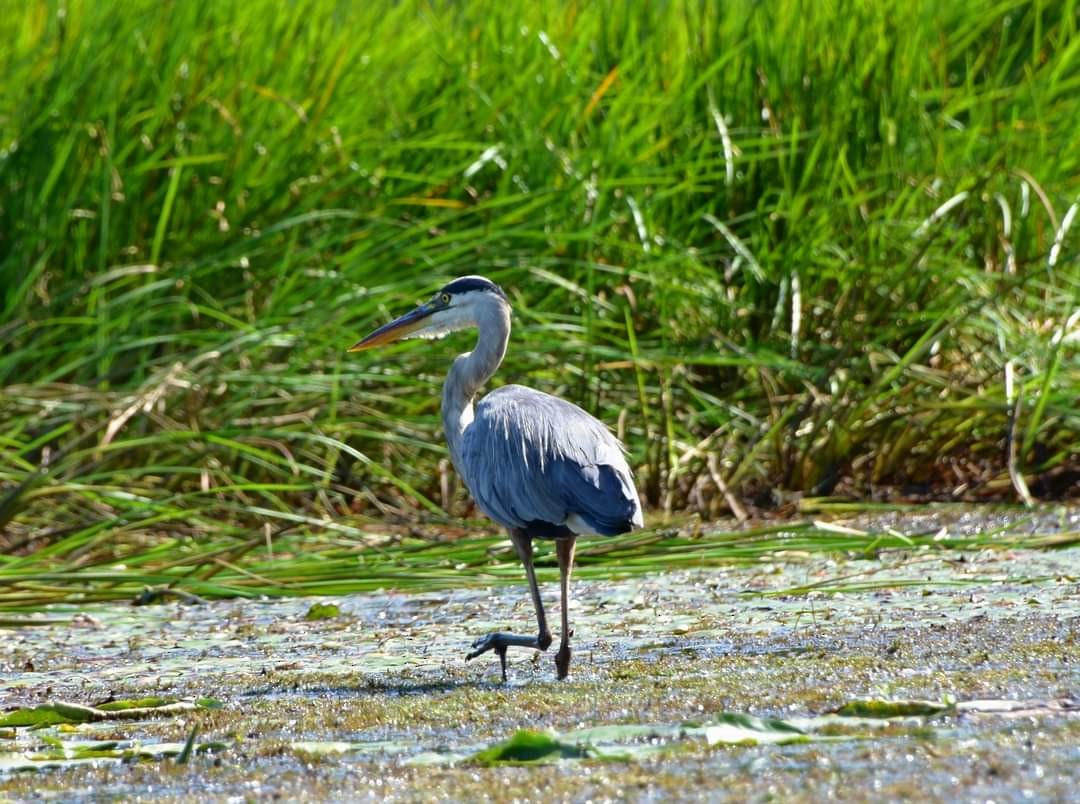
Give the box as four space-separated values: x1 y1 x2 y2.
442 300 510 466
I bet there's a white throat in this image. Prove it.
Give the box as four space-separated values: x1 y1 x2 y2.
440 294 511 474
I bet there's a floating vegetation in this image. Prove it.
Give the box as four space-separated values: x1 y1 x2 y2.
0 699 222 728
470 730 592 765
0 546 1077 797
0 699 225 773
304 603 342 622
832 699 955 720
0 738 228 773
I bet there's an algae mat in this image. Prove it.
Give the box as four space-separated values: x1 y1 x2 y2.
1 542 1078 801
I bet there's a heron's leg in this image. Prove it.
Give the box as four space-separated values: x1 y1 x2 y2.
514 530 554 647
466 530 553 681
554 536 578 679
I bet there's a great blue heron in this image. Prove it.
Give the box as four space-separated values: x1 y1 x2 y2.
349 275 643 680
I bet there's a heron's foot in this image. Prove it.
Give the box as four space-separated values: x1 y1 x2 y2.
555 644 572 679
466 631 551 682
466 635 509 681
466 634 519 683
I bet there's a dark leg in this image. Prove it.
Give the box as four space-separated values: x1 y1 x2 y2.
554 536 577 679
466 529 553 681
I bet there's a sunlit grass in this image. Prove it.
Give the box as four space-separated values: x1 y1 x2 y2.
0 511 1076 612
0 1 1078 606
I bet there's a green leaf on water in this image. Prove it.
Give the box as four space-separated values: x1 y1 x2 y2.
304 602 341 621
705 713 813 746
832 699 953 719
8 738 231 769
0 698 221 728
99 697 176 711
470 729 590 765
0 756 102 772
46 740 122 760
132 740 229 759
38 734 64 749
0 702 99 727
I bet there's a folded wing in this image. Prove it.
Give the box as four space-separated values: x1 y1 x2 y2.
460 385 642 537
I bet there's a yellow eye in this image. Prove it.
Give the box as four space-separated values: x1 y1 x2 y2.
440 293 451 304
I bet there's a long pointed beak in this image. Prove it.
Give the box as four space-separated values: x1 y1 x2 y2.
348 302 435 352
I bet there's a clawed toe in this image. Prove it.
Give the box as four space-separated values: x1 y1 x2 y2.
466 634 498 661
465 631 553 682
466 634 510 681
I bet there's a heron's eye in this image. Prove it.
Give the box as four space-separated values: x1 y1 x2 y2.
440 293 451 305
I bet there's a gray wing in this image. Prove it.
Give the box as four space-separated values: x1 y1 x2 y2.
459 385 643 536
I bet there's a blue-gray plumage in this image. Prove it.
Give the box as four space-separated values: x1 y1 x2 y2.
462 387 641 539
349 275 643 680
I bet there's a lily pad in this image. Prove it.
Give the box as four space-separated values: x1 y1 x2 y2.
470 730 590 764
0 703 98 728
98 697 177 712
304 603 341 621
0 738 229 771
832 699 954 719
0 698 220 728
704 713 817 746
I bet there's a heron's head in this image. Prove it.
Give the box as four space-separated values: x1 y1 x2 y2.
348 275 509 352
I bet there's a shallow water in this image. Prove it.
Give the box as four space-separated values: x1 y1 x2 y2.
1 510 1078 801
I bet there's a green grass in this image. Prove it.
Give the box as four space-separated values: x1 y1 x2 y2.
0 0 1078 606
0 514 1075 613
